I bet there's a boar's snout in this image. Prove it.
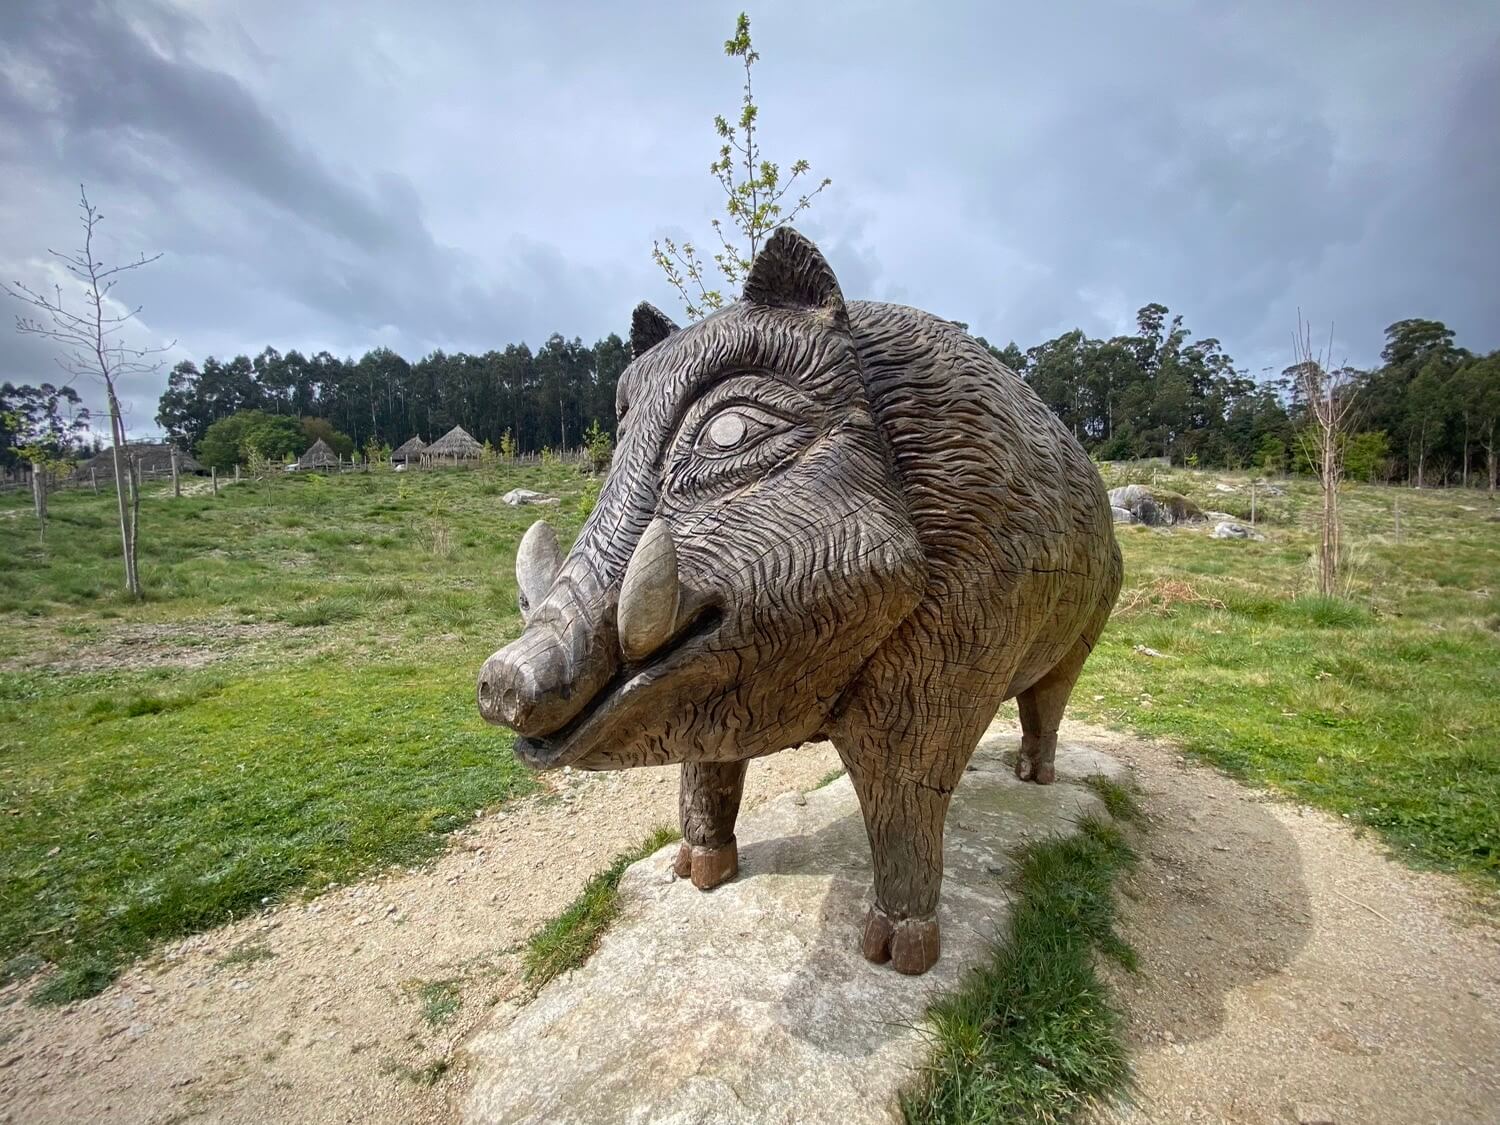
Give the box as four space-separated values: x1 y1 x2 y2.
478 543 623 745
476 628 576 736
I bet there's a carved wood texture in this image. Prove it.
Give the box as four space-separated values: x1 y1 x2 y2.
477 228 1123 974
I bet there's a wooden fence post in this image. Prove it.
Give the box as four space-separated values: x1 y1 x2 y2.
211 466 218 496
1250 481 1257 527
90 467 98 493
171 449 180 497
235 463 241 483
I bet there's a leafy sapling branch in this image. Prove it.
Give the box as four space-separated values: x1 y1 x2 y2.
652 13 831 320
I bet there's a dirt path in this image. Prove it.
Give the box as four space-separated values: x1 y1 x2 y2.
3 724 1496 1125
1072 721 1500 1125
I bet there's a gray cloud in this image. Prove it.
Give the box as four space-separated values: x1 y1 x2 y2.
2 0 1496 434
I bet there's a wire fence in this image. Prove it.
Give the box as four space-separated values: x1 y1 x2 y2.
1 446 597 495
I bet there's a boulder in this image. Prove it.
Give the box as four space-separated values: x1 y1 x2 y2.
1210 520 1263 540
503 489 561 507
1107 485 1203 527
1107 483 1153 509
465 728 1126 1125
1111 506 1135 524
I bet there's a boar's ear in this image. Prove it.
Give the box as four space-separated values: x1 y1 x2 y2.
630 302 680 358
742 226 847 325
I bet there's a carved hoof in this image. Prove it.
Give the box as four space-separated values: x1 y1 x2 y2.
890 917 941 974
860 908 941 974
674 838 738 891
1015 754 1055 785
861 907 894 964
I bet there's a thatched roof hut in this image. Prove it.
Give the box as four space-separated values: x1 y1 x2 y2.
296 437 339 470
424 425 483 462
73 442 201 480
391 435 426 464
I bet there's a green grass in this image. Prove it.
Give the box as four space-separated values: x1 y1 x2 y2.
903 817 1139 1125
4 461 1496 1009
1 464 599 1002
523 825 681 989
1083 776 1146 826
413 978 463 1027
1078 468 1500 884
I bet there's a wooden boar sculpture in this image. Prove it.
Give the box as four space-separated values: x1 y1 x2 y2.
478 228 1122 975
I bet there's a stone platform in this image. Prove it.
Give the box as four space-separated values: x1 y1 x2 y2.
464 728 1125 1124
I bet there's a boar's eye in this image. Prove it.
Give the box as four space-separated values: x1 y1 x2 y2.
664 374 819 497
693 405 781 458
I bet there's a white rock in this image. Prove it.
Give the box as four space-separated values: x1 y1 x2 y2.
503 489 561 507
1210 520 1263 540
465 728 1126 1124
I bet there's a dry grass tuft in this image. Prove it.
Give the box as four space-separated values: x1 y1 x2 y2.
1115 577 1226 616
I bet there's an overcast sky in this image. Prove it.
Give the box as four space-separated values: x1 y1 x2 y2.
3 0 1497 436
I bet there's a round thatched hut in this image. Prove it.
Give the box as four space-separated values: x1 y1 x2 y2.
423 425 483 466
391 435 427 465
295 437 340 471
72 442 202 482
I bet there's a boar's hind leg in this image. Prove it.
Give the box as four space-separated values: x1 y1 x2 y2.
839 745 966 977
1016 636 1092 785
674 760 748 891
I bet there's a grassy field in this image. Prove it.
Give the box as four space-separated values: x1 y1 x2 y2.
0 463 598 1001
3 460 1497 1006
1076 466 1500 884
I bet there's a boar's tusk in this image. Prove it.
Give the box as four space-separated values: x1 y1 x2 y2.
516 520 562 621
618 517 681 663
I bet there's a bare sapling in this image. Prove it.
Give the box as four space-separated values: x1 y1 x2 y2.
1292 316 1361 597
31 462 47 543
5 186 172 598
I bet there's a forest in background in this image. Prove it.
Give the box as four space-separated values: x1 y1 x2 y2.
3 307 1497 487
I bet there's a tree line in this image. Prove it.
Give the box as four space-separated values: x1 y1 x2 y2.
1 382 91 471
153 334 632 460
974 308 1497 487
4 307 1496 489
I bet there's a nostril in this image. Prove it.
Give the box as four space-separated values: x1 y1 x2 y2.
478 677 493 702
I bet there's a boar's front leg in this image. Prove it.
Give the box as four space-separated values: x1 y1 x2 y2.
674 760 747 891
837 741 966 976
